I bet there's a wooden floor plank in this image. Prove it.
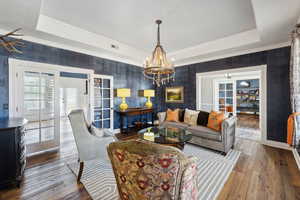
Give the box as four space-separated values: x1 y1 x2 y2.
1 127 300 199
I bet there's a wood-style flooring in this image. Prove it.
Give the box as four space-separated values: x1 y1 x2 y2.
237 113 260 130
1 126 300 199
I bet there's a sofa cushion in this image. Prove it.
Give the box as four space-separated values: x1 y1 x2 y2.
157 112 167 124
161 121 190 129
187 125 222 141
187 113 198 126
184 109 200 124
166 109 179 122
178 109 185 122
197 111 209 126
207 111 225 131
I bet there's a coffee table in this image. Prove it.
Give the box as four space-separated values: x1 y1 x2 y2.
138 126 192 150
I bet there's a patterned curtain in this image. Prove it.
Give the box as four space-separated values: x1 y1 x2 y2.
290 24 300 148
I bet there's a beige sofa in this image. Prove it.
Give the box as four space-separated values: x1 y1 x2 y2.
157 111 236 154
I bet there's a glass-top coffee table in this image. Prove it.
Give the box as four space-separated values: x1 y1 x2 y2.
138 126 192 150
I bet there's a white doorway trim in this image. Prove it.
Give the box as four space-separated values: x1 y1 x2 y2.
9 58 94 118
196 65 268 143
9 58 95 155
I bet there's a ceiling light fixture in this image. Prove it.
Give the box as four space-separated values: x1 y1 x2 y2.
240 81 250 87
143 20 175 87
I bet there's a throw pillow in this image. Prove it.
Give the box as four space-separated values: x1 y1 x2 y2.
157 112 167 124
197 111 210 126
166 109 179 122
184 109 200 124
188 113 199 126
178 109 185 122
207 111 225 131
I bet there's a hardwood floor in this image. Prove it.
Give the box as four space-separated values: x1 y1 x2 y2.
218 139 300 200
1 130 300 199
237 113 260 130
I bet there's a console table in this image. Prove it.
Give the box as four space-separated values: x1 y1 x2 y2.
115 108 154 134
0 118 27 189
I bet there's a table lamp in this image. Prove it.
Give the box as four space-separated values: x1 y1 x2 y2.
116 88 131 111
139 89 155 108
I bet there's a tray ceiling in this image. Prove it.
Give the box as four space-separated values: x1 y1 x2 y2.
0 0 299 66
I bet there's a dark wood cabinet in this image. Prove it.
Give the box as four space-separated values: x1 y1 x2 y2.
0 118 27 189
115 108 154 134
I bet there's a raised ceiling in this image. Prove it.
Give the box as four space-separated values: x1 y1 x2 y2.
0 0 299 66
41 0 256 52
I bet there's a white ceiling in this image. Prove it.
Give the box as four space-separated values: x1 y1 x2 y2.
0 0 299 66
41 0 257 52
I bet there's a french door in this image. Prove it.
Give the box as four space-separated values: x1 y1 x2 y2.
10 65 60 155
214 80 235 115
91 75 114 130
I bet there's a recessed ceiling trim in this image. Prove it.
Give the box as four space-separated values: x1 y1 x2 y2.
36 14 147 61
0 27 142 66
169 29 261 61
175 41 290 67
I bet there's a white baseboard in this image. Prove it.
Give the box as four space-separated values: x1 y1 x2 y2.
292 149 300 170
261 140 292 151
27 147 60 157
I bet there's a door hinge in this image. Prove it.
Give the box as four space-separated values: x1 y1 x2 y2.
16 106 18 112
16 72 18 78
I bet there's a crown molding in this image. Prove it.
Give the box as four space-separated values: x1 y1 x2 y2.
174 41 291 67
0 24 291 69
0 27 142 66
36 15 147 63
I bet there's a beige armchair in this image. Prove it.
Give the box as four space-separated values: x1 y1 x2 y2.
68 109 115 182
107 140 199 200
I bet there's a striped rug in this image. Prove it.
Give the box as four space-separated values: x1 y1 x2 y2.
68 144 240 200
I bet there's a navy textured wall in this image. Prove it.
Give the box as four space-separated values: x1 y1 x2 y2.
156 47 291 143
0 40 153 129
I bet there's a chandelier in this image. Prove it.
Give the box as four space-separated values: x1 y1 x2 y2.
143 20 175 87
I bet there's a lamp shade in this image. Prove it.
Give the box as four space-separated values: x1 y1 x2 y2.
139 89 155 97
116 88 131 97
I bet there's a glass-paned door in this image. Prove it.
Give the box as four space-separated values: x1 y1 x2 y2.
12 66 60 155
92 75 113 130
215 80 235 115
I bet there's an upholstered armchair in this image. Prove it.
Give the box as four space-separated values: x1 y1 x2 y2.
107 140 199 200
68 109 115 182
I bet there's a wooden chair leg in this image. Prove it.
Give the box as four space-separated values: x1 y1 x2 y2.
77 162 84 183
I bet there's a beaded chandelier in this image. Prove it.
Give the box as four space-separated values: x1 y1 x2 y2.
143 20 175 87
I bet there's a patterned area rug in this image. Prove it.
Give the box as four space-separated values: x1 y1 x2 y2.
67 144 240 200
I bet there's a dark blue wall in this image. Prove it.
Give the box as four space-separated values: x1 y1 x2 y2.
155 47 291 143
0 40 153 129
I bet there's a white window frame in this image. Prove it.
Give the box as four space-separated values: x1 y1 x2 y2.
213 79 236 115
90 74 114 131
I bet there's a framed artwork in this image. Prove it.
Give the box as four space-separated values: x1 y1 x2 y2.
165 87 184 103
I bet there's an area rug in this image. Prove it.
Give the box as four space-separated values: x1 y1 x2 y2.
67 144 240 200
